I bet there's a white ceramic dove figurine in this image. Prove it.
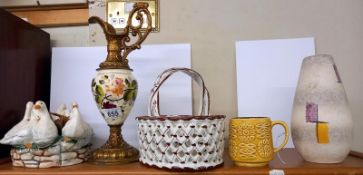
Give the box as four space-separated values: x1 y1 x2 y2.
31 101 58 148
51 104 69 121
62 103 93 149
57 104 70 116
0 102 35 146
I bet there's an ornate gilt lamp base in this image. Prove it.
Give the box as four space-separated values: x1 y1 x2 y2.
88 2 151 165
89 125 139 165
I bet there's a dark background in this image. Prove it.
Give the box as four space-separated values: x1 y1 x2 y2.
0 9 51 158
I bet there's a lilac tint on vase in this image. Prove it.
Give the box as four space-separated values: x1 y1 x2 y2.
306 102 318 122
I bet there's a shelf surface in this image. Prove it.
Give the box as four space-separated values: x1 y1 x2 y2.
0 148 362 175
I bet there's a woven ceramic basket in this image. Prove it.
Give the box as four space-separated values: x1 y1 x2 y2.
136 68 225 171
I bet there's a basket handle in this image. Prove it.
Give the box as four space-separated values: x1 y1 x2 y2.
149 68 210 116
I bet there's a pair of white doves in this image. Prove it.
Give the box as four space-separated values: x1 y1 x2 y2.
0 101 93 149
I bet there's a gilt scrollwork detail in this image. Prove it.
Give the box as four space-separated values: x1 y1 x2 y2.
88 2 152 70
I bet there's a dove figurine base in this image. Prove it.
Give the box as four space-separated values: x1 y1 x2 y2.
89 125 139 165
10 139 92 168
0 101 94 168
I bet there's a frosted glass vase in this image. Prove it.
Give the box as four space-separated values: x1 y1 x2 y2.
291 54 353 163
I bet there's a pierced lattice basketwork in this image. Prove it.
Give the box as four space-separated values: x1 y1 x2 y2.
136 68 225 171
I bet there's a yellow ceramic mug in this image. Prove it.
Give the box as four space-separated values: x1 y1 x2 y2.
229 117 289 167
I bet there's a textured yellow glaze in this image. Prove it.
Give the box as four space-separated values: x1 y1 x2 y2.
229 117 289 167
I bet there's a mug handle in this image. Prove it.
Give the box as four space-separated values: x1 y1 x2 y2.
271 120 289 153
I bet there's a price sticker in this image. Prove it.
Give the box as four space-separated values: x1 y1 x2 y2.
102 108 122 119
269 169 284 175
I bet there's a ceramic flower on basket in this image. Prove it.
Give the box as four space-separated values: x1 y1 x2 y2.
136 68 226 171
0 101 93 168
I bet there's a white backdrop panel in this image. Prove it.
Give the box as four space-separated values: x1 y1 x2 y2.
50 44 192 149
236 37 315 148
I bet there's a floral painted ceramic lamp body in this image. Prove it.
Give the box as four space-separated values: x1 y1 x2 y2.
92 70 137 125
89 3 152 164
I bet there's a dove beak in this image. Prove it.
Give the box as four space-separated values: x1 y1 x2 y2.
34 104 41 110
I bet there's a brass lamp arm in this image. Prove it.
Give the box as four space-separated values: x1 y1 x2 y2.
88 2 152 70
120 3 152 59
